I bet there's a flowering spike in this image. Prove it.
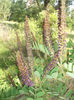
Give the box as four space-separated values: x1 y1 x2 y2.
58 0 61 28
43 8 54 56
42 0 66 77
16 32 26 64
24 16 34 76
43 52 58 78
58 0 66 57
16 51 34 87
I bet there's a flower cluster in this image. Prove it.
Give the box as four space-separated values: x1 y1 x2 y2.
15 0 67 85
58 0 66 57
24 16 34 76
42 0 66 77
43 52 58 78
16 51 34 87
16 32 26 64
43 8 54 55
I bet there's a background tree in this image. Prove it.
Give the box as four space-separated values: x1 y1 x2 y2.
9 0 26 22
0 0 11 20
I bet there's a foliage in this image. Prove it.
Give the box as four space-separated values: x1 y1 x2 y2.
0 0 74 100
66 16 74 30
0 69 74 100
10 0 26 22
0 0 11 20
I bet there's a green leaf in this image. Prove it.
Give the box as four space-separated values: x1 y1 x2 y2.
64 63 67 69
57 83 63 93
10 87 17 96
61 85 67 95
66 72 74 78
58 73 63 79
27 98 33 100
46 75 52 79
36 98 43 100
67 39 74 48
37 67 43 75
22 85 28 93
19 90 25 94
29 90 34 95
36 91 45 97
66 90 72 98
50 94 55 98
71 96 74 100
59 96 65 100
34 71 40 77
68 63 73 71
50 67 58 74
64 63 73 72
51 72 58 79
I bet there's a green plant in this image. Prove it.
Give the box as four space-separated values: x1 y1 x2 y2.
0 0 74 100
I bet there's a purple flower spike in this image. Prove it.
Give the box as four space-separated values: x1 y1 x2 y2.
16 32 26 64
16 51 34 87
24 16 34 76
58 0 66 57
42 0 66 77
43 8 54 56
42 53 58 78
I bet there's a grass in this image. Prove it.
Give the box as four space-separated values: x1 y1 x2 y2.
0 41 16 69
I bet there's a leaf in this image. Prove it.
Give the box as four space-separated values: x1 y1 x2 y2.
19 90 25 94
68 63 73 71
33 43 49 55
59 96 65 99
29 90 34 95
50 94 55 98
27 98 33 100
46 75 52 79
64 63 67 69
66 72 74 78
36 91 45 97
10 87 17 96
65 90 72 98
67 39 74 48
34 71 40 77
29 87 35 91
61 85 67 95
36 98 43 100
64 63 73 72
58 73 63 79
57 83 63 93
71 96 74 100
46 72 58 79
51 72 58 79
22 85 28 93
50 67 58 74
37 67 43 76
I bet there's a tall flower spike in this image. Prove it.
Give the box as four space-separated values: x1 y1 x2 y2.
16 51 34 87
43 8 54 56
61 0 66 57
16 32 26 64
43 52 58 78
24 16 34 76
58 0 66 57
42 0 66 78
